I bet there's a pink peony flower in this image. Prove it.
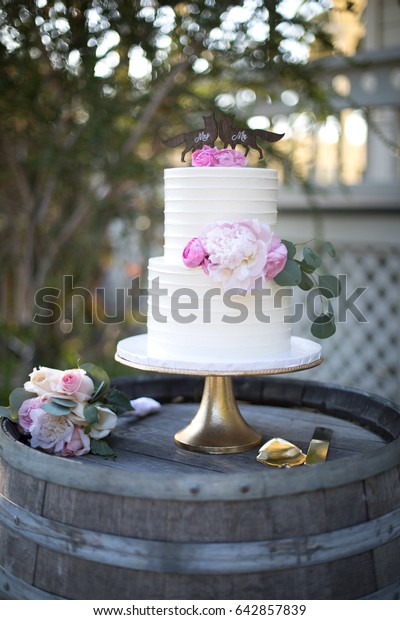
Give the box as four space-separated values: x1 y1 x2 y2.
192 145 218 167
214 148 247 167
201 219 273 292
59 425 91 457
265 235 288 279
18 396 48 434
29 409 74 453
54 369 95 402
183 237 207 268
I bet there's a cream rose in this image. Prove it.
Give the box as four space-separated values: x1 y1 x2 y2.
89 405 118 439
24 366 64 397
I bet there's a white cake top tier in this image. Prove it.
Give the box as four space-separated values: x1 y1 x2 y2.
163 167 278 263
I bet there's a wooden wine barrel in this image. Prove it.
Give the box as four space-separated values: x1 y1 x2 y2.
1 375 400 600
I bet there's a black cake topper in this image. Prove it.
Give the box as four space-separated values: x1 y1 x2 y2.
162 112 284 161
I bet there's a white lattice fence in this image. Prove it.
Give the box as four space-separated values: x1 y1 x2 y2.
293 242 400 403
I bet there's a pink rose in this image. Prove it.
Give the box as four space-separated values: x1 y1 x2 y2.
59 426 91 457
18 396 47 434
265 235 288 279
214 148 247 167
54 369 95 402
182 237 207 268
192 145 218 167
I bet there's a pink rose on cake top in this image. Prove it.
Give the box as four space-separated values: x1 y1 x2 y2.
192 145 247 167
183 219 288 293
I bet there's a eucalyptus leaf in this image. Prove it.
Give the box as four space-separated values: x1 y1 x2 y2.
91 380 106 402
303 247 321 270
282 239 296 260
90 438 115 458
298 271 314 291
10 388 37 418
318 275 341 299
299 259 317 274
0 406 13 421
105 388 133 416
42 401 71 416
311 314 336 339
324 241 336 257
51 397 77 408
84 404 99 424
274 259 302 286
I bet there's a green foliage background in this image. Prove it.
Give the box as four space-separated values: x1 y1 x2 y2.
0 0 346 397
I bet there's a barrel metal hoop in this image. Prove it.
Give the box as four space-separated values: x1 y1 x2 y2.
1 493 400 575
0 565 64 600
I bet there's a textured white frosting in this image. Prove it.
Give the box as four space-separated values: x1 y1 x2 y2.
164 167 278 262
146 166 292 362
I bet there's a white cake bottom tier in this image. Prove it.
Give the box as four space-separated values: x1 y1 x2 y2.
147 257 292 361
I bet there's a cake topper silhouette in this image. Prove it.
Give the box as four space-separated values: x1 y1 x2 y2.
162 112 284 161
218 114 284 159
162 113 218 162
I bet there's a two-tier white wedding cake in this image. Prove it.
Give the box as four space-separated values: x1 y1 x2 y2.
146 157 292 362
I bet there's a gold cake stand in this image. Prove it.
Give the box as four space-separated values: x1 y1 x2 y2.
115 334 323 454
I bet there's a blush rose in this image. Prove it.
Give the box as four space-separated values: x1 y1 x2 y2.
59 426 91 457
265 235 288 279
54 369 95 402
182 237 207 268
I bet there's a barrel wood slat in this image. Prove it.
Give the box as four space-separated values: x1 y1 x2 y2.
0 376 400 600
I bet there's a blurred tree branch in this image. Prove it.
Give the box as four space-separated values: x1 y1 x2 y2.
0 0 350 391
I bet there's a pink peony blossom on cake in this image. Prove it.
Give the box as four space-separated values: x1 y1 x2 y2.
182 220 287 292
192 145 247 167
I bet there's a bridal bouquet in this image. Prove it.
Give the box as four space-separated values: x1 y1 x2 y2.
0 363 132 457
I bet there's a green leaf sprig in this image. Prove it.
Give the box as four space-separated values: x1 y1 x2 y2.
274 239 341 339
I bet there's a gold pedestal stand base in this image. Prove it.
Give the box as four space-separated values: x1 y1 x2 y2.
174 376 262 454
115 335 323 455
